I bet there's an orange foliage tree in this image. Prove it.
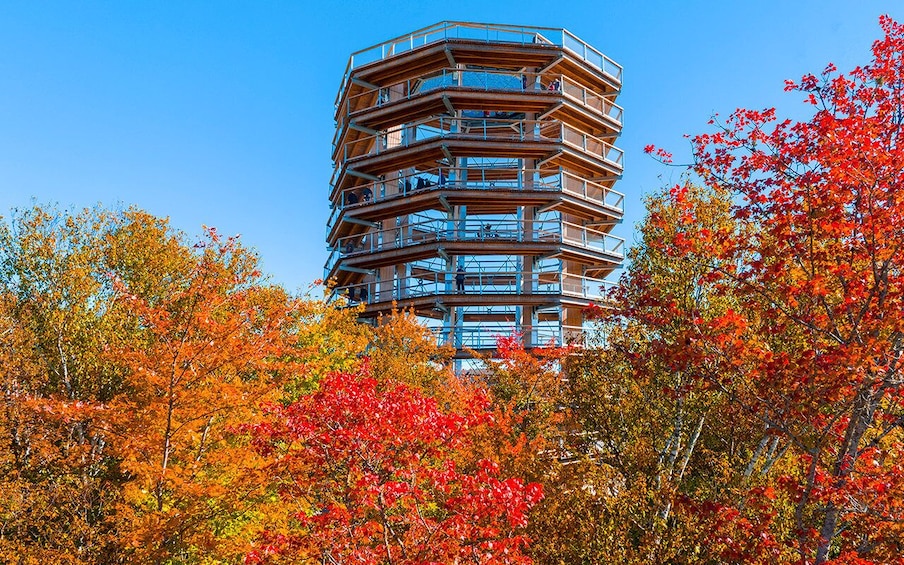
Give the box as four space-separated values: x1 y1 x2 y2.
107 227 306 561
0 206 339 563
0 206 137 563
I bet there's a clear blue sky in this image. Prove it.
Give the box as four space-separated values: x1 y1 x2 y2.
1 1 900 290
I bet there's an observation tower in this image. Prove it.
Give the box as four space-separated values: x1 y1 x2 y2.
325 22 625 361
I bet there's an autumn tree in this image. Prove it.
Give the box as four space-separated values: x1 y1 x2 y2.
629 15 904 564
367 307 456 402
479 337 602 565
542 184 792 564
106 227 308 562
0 206 137 563
0 206 327 563
244 366 543 565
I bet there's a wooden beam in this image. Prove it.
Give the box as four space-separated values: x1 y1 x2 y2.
346 168 381 182
442 95 456 115
351 77 379 90
584 219 622 228
538 56 565 76
344 216 379 228
538 102 563 121
589 175 621 183
349 122 380 136
537 200 561 214
438 195 452 213
535 299 564 311
536 150 562 169
444 48 456 67
339 265 374 275
441 144 454 163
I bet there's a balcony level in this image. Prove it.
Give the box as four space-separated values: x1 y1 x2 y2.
333 69 622 153
332 269 615 315
336 22 622 112
330 117 623 193
324 218 624 284
326 168 624 245
432 324 592 354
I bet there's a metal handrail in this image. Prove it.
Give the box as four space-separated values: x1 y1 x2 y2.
334 116 624 170
560 221 625 257
327 218 624 268
559 75 623 124
558 122 624 167
334 68 623 136
332 218 560 254
326 168 624 236
429 323 591 348
329 269 614 305
338 116 550 164
561 29 622 83
560 171 624 212
337 67 531 127
336 22 622 107
330 166 559 209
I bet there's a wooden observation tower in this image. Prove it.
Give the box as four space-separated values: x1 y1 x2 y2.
325 22 625 363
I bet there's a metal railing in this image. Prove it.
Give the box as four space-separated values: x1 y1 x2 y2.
325 218 624 274
431 324 588 349
335 68 623 134
560 171 625 212
336 22 622 106
337 116 548 163
557 122 624 167
559 75 623 124
330 270 614 305
560 221 625 257
338 67 527 126
326 168 624 235
335 116 624 170
562 29 622 83
332 165 558 205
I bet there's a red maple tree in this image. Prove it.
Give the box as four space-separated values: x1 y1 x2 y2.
634 15 904 564
244 366 543 565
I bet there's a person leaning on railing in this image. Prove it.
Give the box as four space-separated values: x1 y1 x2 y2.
456 266 466 293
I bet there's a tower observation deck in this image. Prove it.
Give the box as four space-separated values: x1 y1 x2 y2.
325 21 625 360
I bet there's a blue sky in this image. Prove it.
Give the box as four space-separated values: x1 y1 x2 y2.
1 1 900 290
